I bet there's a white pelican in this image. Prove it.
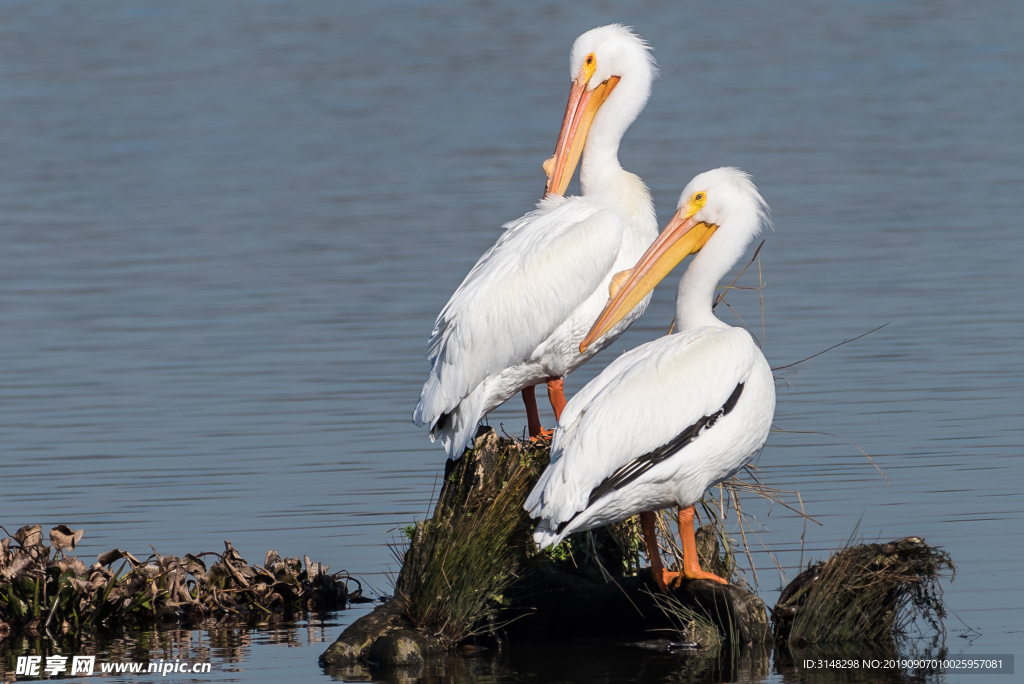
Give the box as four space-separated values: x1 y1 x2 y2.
525 168 775 591
413 25 659 458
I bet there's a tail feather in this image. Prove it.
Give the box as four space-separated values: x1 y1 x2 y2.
413 372 446 428
532 523 563 550
523 458 556 514
525 460 589 549
523 454 585 523
427 383 488 459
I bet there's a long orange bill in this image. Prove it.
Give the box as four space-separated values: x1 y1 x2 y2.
579 211 719 353
543 75 620 197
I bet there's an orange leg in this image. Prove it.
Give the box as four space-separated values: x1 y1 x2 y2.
546 377 566 421
640 511 679 593
522 386 552 439
677 506 729 585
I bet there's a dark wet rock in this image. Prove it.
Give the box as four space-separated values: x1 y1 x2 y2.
319 599 410 666
366 629 444 667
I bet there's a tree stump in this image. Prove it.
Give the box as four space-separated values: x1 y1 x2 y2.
320 428 770 668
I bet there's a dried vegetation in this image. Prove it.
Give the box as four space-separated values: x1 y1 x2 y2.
0 524 362 640
772 535 955 645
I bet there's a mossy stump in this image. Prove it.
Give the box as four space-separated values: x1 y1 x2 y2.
320 427 770 668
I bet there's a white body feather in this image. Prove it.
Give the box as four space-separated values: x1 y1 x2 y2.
413 25 659 458
413 184 657 457
524 167 776 548
525 326 774 547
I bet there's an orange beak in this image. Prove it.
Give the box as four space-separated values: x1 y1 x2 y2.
543 73 620 197
580 210 718 353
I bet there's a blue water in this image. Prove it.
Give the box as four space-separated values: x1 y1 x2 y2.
1 1 1021 681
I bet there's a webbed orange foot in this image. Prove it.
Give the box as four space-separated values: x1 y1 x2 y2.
653 568 682 593
677 506 730 585
682 567 729 585
530 427 554 442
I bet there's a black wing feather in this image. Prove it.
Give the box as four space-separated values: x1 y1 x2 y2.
555 382 744 534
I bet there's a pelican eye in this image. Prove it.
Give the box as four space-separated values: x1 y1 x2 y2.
686 191 708 217
581 53 598 82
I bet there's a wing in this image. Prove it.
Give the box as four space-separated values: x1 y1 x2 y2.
526 326 759 524
414 196 624 426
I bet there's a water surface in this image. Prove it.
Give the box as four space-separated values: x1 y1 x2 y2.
1 0 1021 681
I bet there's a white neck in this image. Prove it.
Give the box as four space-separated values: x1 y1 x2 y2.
579 120 624 195
675 249 728 331
577 75 653 233
578 72 647 199
670 167 768 332
675 226 753 331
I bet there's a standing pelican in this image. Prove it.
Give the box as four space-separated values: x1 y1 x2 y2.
414 25 659 458
525 168 775 591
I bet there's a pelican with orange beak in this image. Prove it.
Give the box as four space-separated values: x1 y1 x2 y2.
526 168 776 591
414 25 660 459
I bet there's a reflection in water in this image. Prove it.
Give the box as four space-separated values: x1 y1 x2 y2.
0 615 952 684
323 640 954 684
322 639 774 684
775 643 954 684
0 614 338 682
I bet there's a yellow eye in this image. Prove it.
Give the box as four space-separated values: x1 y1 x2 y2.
581 53 598 82
685 191 707 218
581 52 598 82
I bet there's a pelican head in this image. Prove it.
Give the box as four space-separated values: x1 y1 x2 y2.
544 25 657 197
580 168 769 351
